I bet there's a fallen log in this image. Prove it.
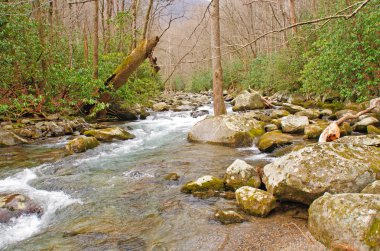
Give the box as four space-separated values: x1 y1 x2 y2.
84 37 159 117
319 98 380 143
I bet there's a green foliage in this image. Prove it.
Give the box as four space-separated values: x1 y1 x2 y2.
302 0 380 101
188 69 212 92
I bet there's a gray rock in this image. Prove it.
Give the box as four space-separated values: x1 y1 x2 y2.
257 131 294 152
215 210 245 224
0 194 43 223
295 109 320 120
270 110 290 119
280 115 309 133
232 91 265 111
264 124 278 132
0 129 28 146
335 135 380 147
354 117 379 132
65 136 100 154
153 102 169 112
287 93 306 105
84 127 135 142
191 110 209 118
263 143 379 205
188 114 265 147
308 193 380 251
224 159 261 190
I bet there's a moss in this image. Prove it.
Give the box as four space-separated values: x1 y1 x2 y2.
180 176 224 194
65 136 99 154
368 125 380 135
365 217 380 247
318 102 344 111
165 173 180 181
257 131 294 152
215 210 244 224
84 127 135 141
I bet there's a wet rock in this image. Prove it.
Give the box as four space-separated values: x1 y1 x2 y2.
173 105 193 112
304 122 329 139
322 91 341 103
13 127 43 139
263 143 379 205
188 114 265 147
139 109 150 120
270 110 290 119
181 175 224 194
0 194 43 223
232 91 265 111
308 193 380 251
0 129 28 146
84 127 135 142
257 131 294 152
190 110 209 118
215 210 245 224
46 122 65 137
368 125 380 135
295 109 320 120
235 186 276 217
165 173 180 181
244 111 272 122
46 113 60 121
65 136 100 154
281 103 305 114
353 117 379 132
219 191 236 200
280 115 309 133
264 124 278 132
361 180 380 194
224 159 261 190
335 135 380 147
339 122 352 136
153 102 169 112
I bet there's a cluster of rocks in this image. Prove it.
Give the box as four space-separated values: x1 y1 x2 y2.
184 91 380 250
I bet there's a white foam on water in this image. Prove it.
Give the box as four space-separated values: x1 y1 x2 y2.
0 169 81 249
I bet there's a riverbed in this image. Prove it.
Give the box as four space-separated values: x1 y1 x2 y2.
0 106 324 250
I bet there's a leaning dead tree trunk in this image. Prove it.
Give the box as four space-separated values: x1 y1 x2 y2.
319 98 380 143
90 37 159 117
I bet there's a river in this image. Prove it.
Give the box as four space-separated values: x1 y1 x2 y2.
0 105 323 250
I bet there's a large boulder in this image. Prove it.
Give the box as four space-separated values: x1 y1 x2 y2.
181 175 224 194
224 159 261 190
295 109 320 120
0 129 28 146
308 193 380 251
188 114 265 147
84 127 135 142
152 102 169 112
287 93 306 105
280 115 309 133
65 136 100 154
270 110 290 119
361 180 380 194
232 91 265 111
257 131 294 152
235 186 276 217
0 194 43 223
335 135 380 147
263 143 380 205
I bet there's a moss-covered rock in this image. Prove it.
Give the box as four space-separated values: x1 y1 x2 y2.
339 122 352 136
257 131 294 152
270 109 290 119
361 180 380 194
308 193 380 251
181 175 224 194
65 136 100 154
152 102 169 112
214 210 245 224
263 143 380 205
281 103 305 114
84 127 135 142
335 135 380 147
354 117 379 132
224 159 261 190
264 124 278 132
235 186 276 217
188 114 265 147
232 91 265 111
295 109 320 120
304 122 329 139
165 173 180 181
368 125 380 135
280 115 309 134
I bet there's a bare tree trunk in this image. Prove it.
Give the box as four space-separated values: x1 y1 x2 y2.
68 2 73 68
93 0 99 79
83 23 89 64
289 0 297 34
32 0 47 79
131 0 140 49
210 0 226 116
142 0 153 39
104 0 112 53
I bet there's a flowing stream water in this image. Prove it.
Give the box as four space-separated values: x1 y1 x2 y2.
0 105 324 251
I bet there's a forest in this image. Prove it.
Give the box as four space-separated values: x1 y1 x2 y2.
0 0 379 250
